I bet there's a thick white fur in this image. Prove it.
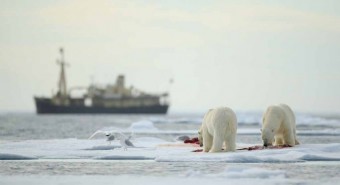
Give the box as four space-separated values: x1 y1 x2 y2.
198 107 237 153
261 104 299 147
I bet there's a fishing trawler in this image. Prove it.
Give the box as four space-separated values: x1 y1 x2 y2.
34 48 170 114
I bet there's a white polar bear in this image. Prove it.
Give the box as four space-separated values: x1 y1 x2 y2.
261 104 300 147
198 107 237 153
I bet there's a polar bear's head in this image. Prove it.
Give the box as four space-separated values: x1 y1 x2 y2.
261 127 275 147
198 126 203 147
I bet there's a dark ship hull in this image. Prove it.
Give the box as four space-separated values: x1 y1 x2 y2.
35 97 169 114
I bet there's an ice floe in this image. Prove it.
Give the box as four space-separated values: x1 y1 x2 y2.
1 137 340 163
128 120 159 132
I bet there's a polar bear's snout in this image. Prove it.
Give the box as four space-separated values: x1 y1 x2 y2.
262 128 275 147
263 139 270 147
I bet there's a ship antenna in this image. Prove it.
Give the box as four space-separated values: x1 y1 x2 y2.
56 47 69 98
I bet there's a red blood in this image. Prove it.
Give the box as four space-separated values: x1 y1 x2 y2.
191 149 203 152
247 145 264 150
184 137 200 145
237 145 292 151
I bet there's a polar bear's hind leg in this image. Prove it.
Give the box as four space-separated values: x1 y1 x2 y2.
224 133 236 152
294 128 300 145
283 131 296 147
209 130 224 152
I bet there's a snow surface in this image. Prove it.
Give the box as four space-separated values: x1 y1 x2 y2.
1 137 340 162
0 174 311 185
185 166 286 179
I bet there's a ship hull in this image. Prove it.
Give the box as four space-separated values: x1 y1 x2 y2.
34 97 169 114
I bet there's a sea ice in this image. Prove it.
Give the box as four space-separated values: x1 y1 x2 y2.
1 137 340 163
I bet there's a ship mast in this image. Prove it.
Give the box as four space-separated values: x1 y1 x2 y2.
56 48 68 98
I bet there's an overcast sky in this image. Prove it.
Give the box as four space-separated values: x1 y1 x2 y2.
1 0 340 113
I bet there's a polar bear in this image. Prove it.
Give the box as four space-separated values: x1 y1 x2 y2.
198 107 237 152
261 104 299 147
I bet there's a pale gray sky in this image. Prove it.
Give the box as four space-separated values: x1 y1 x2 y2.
1 0 340 113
